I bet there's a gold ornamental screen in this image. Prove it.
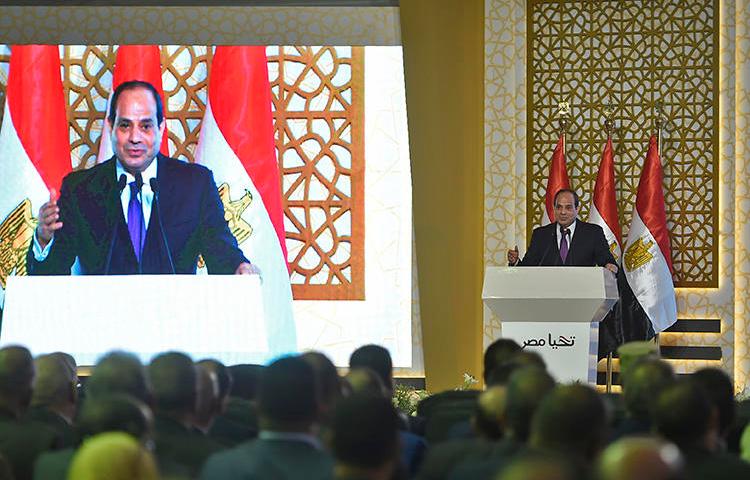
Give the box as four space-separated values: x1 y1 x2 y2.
0 45 365 299
527 0 719 287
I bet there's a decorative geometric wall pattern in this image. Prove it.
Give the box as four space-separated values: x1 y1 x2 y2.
527 0 719 288
0 45 365 300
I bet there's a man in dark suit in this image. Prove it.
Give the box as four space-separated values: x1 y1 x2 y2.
0 346 60 480
28 80 255 275
508 189 617 272
200 356 334 480
25 353 78 448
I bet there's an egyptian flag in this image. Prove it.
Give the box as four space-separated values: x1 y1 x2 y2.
541 133 569 226
589 136 624 356
622 136 677 333
195 46 296 359
97 45 168 163
0 45 70 307
589 136 622 261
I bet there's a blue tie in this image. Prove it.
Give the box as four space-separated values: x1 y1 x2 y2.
127 180 145 261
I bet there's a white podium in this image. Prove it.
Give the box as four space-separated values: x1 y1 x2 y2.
0 275 269 366
482 266 618 384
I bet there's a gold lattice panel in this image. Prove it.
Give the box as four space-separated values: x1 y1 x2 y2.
0 45 364 299
527 0 719 288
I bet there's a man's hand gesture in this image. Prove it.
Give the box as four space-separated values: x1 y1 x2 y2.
36 188 62 249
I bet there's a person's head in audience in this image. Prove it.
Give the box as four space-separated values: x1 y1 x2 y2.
67 432 159 480
349 345 393 396
227 364 264 400
504 366 555 444
597 436 685 480
345 367 389 398
487 350 547 386
78 393 154 445
258 355 318 433
197 359 233 414
497 453 576 480
623 358 675 423
147 351 197 425
192 362 220 434
690 368 735 443
530 384 607 466
483 338 522 384
0 345 35 417
31 352 78 423
302 351 342 420
331 394 400 480
653 379 720 452
472 385 506 440
87 351 152 405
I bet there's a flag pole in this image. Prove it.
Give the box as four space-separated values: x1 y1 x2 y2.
653 102 664 352
603 102 615 393
557 101 570 156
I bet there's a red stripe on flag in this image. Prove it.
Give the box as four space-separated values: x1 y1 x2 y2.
7 45 70 192
636 136 673 273
111 45 168 155
208 46 288 267
592 136 622 245
544 134 570 222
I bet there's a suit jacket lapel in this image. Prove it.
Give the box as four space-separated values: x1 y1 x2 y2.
550 223 561 265
565 219 581 266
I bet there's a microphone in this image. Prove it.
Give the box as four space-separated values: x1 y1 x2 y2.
103 174 127 275
149 178 176 274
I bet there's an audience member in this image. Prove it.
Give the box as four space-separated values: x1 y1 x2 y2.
482 339 522 385
200 355 333 479
597 436 685 480
350 345 394 395
614 358 675 440
331 394 401 480
148 351 223 477
34 393 154 480
346 367 426 476
446 366 555 480
528 383 607 477
67 432 159 480
302 351 343 422
0 345 60 480
690 368 736 451
192 363 220 435
653 379 750 479
85 351 152 404
223 363 264 435
199 360 258 446
26 353 78 448
496 452 576 480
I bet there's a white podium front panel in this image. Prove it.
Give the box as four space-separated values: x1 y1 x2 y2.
501 321 598 384
1 275 268 366
482 266 617 384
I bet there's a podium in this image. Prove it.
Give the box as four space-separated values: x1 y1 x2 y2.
482 267 618 383
0 275 269 366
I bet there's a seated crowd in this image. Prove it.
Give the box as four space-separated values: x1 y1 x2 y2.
0 340 749 479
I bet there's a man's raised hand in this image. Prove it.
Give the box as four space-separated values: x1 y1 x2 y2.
36 188 62 249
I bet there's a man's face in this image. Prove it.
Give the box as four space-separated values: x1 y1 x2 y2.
554 191 578 228
109 87 164 174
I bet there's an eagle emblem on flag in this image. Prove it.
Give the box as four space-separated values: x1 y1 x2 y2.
0 199 36 288
624 237 655 271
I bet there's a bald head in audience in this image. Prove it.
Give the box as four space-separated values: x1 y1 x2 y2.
0 346 35 416
597 437 685 480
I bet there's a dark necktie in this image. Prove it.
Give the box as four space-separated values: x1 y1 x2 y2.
127 179 145 261
560 227 570 263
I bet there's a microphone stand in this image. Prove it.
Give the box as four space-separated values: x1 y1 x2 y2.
104 174 127 275
150 178 176 274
